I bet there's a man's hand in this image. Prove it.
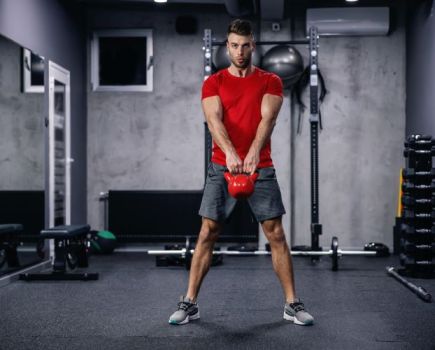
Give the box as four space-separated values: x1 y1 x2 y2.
226 150 243 174
243 147 260 175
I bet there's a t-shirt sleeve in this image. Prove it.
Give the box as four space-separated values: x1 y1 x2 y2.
265 74 283 97
202 74 219 100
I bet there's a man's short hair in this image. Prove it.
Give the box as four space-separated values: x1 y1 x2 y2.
227 19 254 38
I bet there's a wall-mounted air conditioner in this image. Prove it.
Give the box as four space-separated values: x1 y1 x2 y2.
306 7 390 36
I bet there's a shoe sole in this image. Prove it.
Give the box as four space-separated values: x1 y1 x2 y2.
283 311 313 326
169 312 200 325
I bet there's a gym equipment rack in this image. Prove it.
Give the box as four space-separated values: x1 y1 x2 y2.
400 134 435 277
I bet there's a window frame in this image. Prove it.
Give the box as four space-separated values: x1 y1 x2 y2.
22 48 45 93
91 29 154 92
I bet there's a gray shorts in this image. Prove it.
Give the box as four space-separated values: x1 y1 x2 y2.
199 162 286 223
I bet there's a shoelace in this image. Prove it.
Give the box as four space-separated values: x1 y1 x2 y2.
177 301 191 311
290 302 305 313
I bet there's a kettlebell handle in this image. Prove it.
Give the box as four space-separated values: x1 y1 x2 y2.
223 170 259 185
224 169 259 178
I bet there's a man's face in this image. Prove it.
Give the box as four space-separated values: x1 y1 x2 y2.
226 33 255 69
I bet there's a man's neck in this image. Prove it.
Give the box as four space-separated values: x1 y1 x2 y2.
228 65 255 78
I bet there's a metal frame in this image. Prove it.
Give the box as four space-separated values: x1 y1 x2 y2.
0 260 51 288
147 235 379 271
203 29 213 182
91 29 154 92
48 61 71 258
148 249 376 257
202 28 322 250
308 27 322 251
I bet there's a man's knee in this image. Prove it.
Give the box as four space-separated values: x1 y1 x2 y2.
262 218 287 245
198 218 221 243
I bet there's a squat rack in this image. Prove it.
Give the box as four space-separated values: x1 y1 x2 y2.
202 27 323 252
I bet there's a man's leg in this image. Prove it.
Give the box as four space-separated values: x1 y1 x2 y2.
261 216 296 303
169 217 222 325
186 217 222 301
262 216 314 325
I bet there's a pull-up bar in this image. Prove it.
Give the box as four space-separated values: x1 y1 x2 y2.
211 40 310 46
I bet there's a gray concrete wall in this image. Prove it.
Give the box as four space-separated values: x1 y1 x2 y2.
87 6 406 249
0 36 44 190
0 0 87 224
291 5 406 249
406 0 435 136
87 8 233 230
292 37 406 249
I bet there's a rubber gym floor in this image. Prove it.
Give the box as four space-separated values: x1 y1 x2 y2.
1 253 434 350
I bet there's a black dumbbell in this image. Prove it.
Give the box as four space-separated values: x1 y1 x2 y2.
401 196 435 207
404 148 435 157
401 240 435 254
400 253 435 268
402 169 435 180
402 182 435 192
402 210 435 220
400 224 435 236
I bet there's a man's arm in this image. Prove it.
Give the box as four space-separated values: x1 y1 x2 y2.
243 94 283 174
202 96 243 173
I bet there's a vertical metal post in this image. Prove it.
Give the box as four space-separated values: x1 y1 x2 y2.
203 29 213 183
99 192 109 231
309 27 322 251
204 124 212 182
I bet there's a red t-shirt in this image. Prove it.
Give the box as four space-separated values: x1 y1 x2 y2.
202 67 283 168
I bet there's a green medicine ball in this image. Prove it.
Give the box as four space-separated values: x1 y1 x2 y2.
91 230 117 254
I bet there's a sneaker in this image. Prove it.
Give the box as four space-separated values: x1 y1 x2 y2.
168 296 200 325
283 298 314 326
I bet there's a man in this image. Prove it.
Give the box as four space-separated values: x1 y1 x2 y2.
169 19 314 326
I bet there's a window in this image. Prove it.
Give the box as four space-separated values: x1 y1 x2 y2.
91 29 153 92
22 48 45 93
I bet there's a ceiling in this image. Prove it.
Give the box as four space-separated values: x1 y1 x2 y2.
73 0 399 5
71 0 408 21
74 0 224 3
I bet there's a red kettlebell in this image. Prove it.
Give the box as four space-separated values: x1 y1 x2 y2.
224 172 259 199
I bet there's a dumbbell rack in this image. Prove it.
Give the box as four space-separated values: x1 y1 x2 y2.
400 135 435 278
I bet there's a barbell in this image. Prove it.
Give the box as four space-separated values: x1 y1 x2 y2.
148 236 387 271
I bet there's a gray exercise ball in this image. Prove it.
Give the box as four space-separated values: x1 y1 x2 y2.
262 45 304 89
212 45 263 71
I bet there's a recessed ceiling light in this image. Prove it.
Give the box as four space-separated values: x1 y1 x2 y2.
346 0 359 2
154 0 167 3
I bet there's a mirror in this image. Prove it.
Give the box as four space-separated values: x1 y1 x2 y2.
0 34 45 276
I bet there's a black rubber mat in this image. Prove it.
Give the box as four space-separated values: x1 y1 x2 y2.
1 253 434 349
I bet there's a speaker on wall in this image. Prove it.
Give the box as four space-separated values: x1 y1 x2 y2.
175 15 198 35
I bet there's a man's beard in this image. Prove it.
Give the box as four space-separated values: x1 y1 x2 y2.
230 56 251 69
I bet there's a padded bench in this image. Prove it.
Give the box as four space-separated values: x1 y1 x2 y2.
0 224 23 235
20 224 99 281
0 224 23 268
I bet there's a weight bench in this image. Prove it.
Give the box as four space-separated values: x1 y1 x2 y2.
0 224 23 268
19 224 99 281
